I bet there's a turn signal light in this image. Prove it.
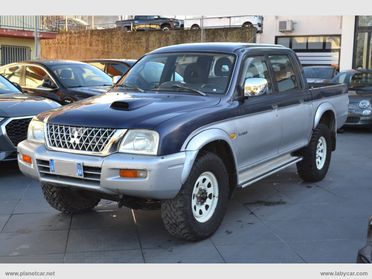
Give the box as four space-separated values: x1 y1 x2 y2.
22 154 32 164
119 169 147 178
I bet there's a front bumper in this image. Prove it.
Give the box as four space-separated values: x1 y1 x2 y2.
344 112 372 127
17 140 192 199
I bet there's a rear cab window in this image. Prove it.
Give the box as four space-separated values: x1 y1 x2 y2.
268 55 300 92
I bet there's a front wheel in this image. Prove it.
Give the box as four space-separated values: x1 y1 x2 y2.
41 183 101 214
161 152 229 241
296 123 332 182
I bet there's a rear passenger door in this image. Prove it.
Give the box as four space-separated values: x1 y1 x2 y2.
236 55 281 169
268 54 313 154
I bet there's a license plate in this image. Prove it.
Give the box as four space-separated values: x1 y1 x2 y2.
49 159 84 178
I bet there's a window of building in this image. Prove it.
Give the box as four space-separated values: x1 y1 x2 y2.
353 16 372 69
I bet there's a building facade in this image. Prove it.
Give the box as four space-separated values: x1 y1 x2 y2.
0 16 56 65
257 16 372 71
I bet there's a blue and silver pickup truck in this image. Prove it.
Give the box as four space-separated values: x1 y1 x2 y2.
17 43 348 241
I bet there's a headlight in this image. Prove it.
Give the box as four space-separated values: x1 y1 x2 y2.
359 100 371 109
27 118 45 143
118 130 159 155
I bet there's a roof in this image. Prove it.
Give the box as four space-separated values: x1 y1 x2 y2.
150 42 285 54
22 60 87 66
83 59 137 65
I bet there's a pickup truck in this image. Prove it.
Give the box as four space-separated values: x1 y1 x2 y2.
17 43 348 241
116 15 184 31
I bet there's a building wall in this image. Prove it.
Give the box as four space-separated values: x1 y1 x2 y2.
40 27 257 60
257 16 343 43
257 16 357 70
0 37 35 64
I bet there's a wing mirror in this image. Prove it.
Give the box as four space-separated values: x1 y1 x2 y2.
244 78 268 97
112 75 121 85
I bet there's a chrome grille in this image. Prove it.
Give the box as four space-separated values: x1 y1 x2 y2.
46 124 117 153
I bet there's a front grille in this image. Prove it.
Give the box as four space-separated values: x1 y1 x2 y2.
5 118 32 146
46 124 116 153
37 159 101 185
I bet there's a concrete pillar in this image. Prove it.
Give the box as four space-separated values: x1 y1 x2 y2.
339 16 356 71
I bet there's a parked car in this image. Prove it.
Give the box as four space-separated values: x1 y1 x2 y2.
332 69 372 128
84 59 136 78
0 75 60 161
0 60 114 105
357 216 372 263
17 43 348 241
115 15 184 31
303 66 338 84
184 15 263 32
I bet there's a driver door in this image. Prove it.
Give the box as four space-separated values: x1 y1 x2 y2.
235 55 281 169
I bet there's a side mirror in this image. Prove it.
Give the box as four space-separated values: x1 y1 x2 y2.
244 78 268 97
112 75 121 85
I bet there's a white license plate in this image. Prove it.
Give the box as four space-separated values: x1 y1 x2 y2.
49 159 84 178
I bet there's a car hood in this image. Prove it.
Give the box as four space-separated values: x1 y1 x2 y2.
43 92 222 129
0 93 60 118
348 88 372 103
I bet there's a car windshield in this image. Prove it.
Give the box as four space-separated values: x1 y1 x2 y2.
303 67 335 79
350 72 372 91
49 63 113 88
0 75 20 94
119 52 236 95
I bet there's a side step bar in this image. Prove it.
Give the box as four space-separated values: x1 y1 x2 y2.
238 154 303 188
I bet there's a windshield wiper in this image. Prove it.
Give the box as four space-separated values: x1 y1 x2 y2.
118 83 145 92
158 84 206 96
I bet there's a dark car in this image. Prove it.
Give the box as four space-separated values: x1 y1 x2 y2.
84 59 136 78
332 69 372 128
357 216 372 263
0 75 60 161
303 66 338 84
116 15 184 31
0 60 114 105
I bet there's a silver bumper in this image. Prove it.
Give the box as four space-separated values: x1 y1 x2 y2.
17 140 195 199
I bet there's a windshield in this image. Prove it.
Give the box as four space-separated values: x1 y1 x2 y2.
303 67 336 79
0 75 20 94
49 63 113 88
350 72 372 90
119 52 236 95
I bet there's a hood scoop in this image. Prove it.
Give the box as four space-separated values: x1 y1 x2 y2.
110 99 154 111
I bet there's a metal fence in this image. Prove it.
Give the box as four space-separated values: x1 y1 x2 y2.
0 45 31 65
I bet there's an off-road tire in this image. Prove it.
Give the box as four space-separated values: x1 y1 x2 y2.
296 123 332 182
41 183 100 214
161 152 229 241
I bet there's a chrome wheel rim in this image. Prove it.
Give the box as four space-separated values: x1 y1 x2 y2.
316 136 327 170
191 171 219 223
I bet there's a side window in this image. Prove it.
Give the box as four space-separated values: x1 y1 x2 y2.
89 62 105 71
25 66 56 89
242 56 272 94
269 55 299 92
334 73 348 84
2 65 22 84
107 63 129 77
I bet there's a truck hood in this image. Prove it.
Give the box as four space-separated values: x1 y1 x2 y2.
0 93 60 118
44 92 222 129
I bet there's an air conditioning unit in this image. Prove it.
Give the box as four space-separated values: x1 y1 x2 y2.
278 20 294 32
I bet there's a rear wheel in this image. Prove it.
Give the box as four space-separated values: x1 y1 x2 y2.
242 22 253 28
161 24 171 31
191 24 200 30
41 183 101 214
161 152 229 241
296 124 332 182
